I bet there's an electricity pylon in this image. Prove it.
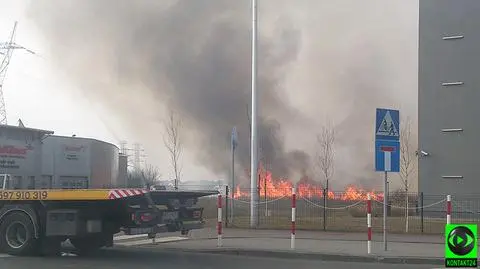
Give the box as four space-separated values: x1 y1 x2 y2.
0 21 36 124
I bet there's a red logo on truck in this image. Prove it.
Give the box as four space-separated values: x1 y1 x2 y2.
0 145 30 155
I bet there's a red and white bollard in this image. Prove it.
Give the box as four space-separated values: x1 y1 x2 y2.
446 194 451 225
291 187 296 249
217 193 223 247
367 193 372 254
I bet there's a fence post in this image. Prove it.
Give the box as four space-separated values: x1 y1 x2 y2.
323 188 327 231
217 193 223 247
446 194 451 225
291 187 296 249
225 186 229 228
420 192 424 233
367 193 372 254
257 174 260 228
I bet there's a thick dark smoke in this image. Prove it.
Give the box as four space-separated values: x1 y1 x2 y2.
26 0 418 190
26 0 308 178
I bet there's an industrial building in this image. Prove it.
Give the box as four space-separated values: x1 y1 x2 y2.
41 135 127 189
0 124 127 189
418 0 479 196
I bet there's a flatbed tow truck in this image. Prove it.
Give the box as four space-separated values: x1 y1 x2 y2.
0 185 217 256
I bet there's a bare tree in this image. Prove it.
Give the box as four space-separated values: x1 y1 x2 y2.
163 108 183 190
140 164 162 189
127 170 142 188
315 122 335 192
127 165 162 189
399 116 416 233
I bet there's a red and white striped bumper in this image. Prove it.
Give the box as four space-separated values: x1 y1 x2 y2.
108 189 147 199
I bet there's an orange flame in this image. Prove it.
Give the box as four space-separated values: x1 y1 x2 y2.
234 165 382 201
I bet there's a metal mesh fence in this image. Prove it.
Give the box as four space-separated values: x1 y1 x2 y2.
196 186 480 234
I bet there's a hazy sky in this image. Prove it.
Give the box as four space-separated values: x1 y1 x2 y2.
0 0 215 184
0 0 419 190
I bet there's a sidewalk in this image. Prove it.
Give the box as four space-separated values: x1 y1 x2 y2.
126 228 450 265
188 228 445 244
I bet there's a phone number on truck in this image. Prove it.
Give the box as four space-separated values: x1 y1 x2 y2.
0 191 48 200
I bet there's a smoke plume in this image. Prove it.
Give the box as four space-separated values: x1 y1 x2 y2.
26 0 418 189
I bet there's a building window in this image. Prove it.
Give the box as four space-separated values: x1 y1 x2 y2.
39 176 52 189
27 176 35 189
12 176 22 189
59 176 88 189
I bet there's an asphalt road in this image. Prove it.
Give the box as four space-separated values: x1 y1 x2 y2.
1 248 437 269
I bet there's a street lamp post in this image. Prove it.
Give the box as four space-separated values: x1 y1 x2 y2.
250 0 259 228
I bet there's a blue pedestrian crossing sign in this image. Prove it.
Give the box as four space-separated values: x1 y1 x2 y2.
375 109 399 141
375 108 400 172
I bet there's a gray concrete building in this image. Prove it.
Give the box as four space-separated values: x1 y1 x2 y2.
41 135 127 189
0 124 127 190
0 125 53 189
418 0 480 196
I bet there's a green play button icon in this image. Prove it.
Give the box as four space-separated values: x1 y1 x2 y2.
445 224 477 267
448 226 476 256
449 230 474 249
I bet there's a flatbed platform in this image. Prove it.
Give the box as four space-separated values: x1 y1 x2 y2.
0 189 218 202
0 189 147 201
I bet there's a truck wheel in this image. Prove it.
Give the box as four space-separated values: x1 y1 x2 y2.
70 236 106 255
0 212 38 256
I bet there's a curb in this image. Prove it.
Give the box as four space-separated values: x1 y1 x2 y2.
191 228 445 244
187 235 444 245
156 247 444 265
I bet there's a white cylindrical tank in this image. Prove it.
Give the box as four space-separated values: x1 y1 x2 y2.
90 139 119 188
42 135 125 189
42 136 90 188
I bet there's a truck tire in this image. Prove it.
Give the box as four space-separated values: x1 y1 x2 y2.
70 235 107 255
0 212 38 256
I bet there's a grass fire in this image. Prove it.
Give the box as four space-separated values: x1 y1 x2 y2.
234 165 383 201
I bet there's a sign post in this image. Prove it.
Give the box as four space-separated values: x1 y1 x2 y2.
375 108 400 252
230 126 238 223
